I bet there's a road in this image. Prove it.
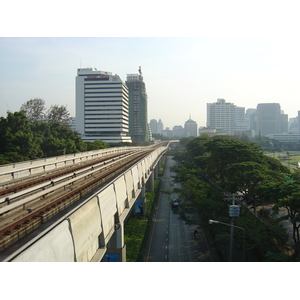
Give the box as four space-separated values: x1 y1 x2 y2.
144 155 216 262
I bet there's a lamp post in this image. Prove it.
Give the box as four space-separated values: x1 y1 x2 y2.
209 219 245 262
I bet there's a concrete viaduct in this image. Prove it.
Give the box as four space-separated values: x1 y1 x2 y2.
0 142 177 262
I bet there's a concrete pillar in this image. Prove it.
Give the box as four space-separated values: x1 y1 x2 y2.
146 171 154 192
115 221 124 249
104 221 126 262
154 164 159 179
135 186 146 217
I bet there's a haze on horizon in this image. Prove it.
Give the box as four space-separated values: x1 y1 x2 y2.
1 3 299 130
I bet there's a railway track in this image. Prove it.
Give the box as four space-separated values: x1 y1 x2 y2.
0 148 152 251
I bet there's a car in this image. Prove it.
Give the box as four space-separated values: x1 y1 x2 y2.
171 199 179 208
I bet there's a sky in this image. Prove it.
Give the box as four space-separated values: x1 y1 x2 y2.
1 1 300 131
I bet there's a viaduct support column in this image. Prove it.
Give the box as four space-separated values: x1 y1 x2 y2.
136 185 146 217
104 222 126 262
146 171 154 193
154 164 159 179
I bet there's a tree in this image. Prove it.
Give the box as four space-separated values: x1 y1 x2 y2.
0 111 43 161
46 105 70 126
224 161 286 209
32 122 85 156
85 140 109 151
272 180 300 245
171 135 297 260
202 136 264 183
20 98 46 123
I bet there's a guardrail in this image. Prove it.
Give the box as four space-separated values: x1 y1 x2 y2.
0 147 142 183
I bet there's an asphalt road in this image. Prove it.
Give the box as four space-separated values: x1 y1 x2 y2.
144 155 216 262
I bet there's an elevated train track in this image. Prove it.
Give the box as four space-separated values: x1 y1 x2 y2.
0 143 168 253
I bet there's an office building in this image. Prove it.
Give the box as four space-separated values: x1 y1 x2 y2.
157 119 164 135
184 117 197 137
126 68 150 143
172 125 184 138
207 99 247 135
75 68 132 143
256 103 284 136
163 127 173 138
150 119 158 134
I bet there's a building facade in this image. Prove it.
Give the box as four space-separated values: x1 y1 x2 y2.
75 68 132 143
207 99 247 135
298 111 300 134
157 119 164 135
184 117 198 137
149 119 158 135
172 125 184 138
126 69 150 143
256 103 284 136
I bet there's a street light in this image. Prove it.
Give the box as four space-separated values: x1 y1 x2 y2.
209 219 246 262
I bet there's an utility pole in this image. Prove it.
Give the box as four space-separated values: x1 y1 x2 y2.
223 194 242 262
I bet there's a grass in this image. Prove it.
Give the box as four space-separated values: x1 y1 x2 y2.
266 151 300 167
124 191 156 262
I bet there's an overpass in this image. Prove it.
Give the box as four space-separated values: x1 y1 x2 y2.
0 142 175 262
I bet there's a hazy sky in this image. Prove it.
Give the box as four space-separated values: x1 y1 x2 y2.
1 2 299 130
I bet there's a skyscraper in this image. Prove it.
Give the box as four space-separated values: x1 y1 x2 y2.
126 67 150 143
150 119 158 135
157 119 164 135
207 99 247 135
75 68 132 143
256 103 282 136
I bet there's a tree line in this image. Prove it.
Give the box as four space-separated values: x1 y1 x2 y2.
171 135 300 261
0 98 110 164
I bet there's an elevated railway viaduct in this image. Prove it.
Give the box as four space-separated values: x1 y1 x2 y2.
0 142 174 262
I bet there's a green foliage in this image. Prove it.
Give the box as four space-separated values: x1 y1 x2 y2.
0 110 108 164
85 139 109 151
171 135 300 260
124 218 148 262
0 111 43 160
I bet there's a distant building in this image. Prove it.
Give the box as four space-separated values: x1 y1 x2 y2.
199 126 227 137
162 127 173 138
268 133 300 144
172 125 184 138
256 103 287 136
69 117 76 131
207 99 247 135
150 119 158 134
126 68 150 143
298 111 300 133
75 68 132 143
289 117 298 133
184 117 197 137
246 108 257 133
157 119 164 135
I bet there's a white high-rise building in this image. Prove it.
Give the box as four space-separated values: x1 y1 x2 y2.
75 68 132 143
207 98 247 135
